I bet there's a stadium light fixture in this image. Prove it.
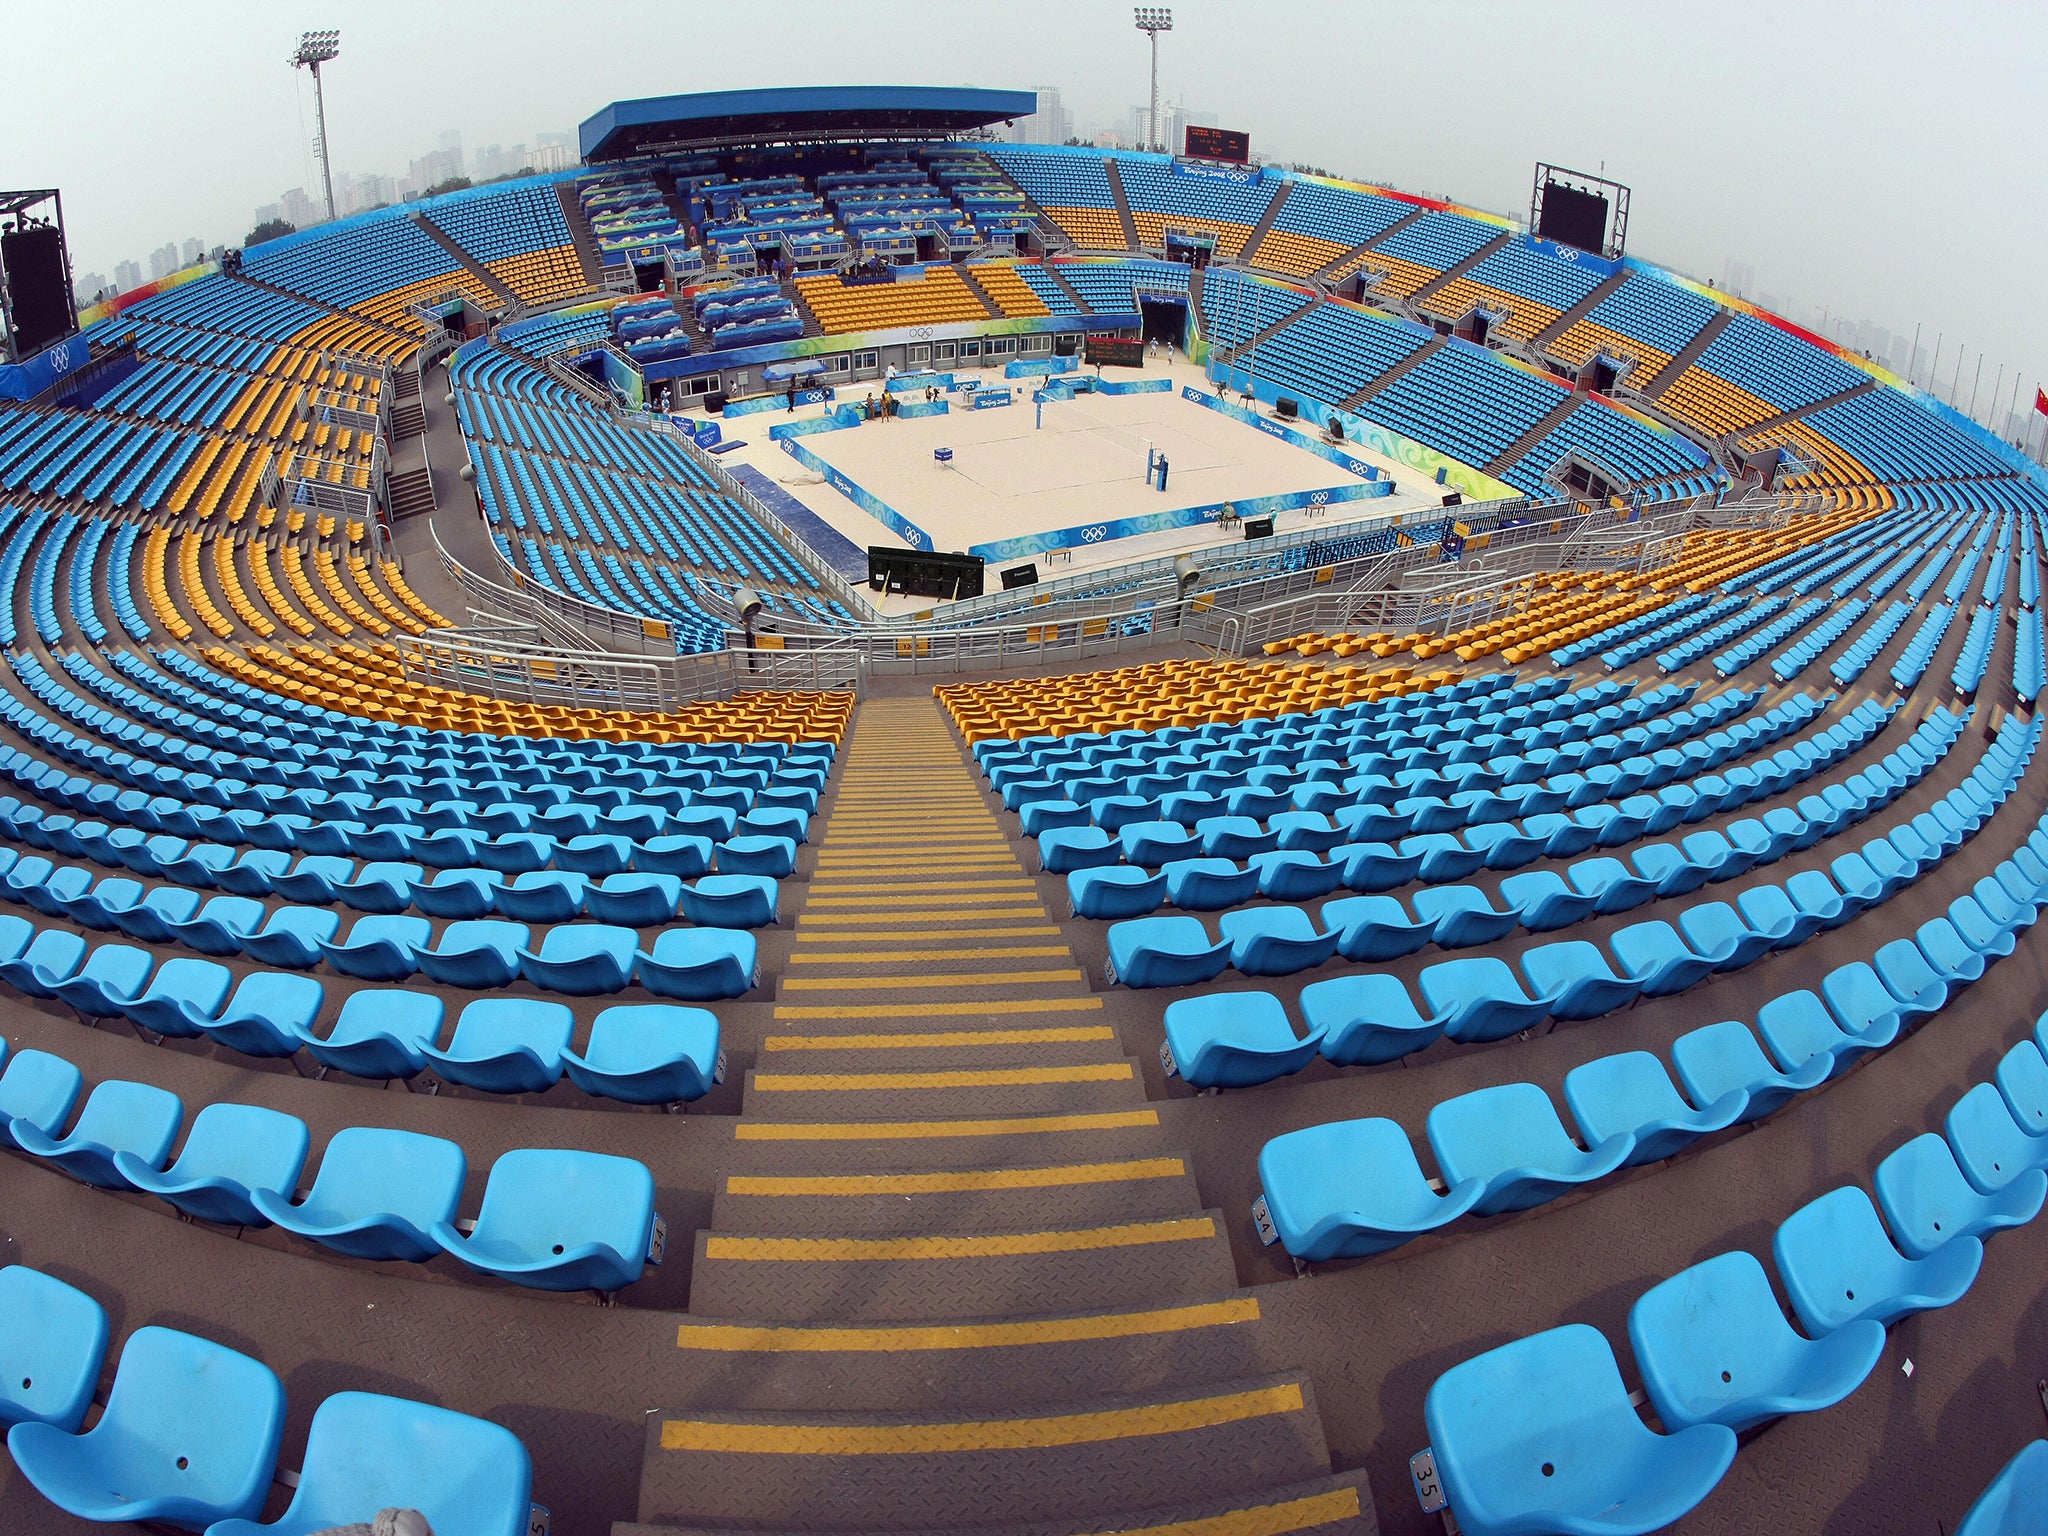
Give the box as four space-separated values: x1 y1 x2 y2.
1134 8 1173 153
288 29 342 224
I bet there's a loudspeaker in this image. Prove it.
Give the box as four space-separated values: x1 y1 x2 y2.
1000 563 1040 590
1441 492 1463 507
1243 517 1275 540
1274 397 1300 420
705 391 728 414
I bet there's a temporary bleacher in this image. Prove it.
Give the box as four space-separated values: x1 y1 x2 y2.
1661 313 1872 437
1355 339 1571 471
1422 239 1611 342
422 182 588 304
1356 209 1500 298
983 145 1128 248
1547 271 1721 376
1258 177 1415 276
792 266 990 333
1111 153 1276 260
244 210 498 334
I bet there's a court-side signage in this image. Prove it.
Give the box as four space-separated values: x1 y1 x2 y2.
970 390 1014 410
1183 385 1383 481
967 480 1388 564
777 433 938 553
0 333 88 403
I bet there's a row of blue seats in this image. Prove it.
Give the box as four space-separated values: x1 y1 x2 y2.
1712 596 1825 675
1829 598 1914 687
0 1263 535 1535
1953 605 2001 694
1411 1000 2048 1536
1252 721 2039 1265
2016 605 2044 703
1891 602 1957 690
1132 699 1994 982
1770 596 1870 681
0 871 758 992
0 1033 665 1292
1656 595 1787 672
1556 593 1720 671
1048 691 1852 882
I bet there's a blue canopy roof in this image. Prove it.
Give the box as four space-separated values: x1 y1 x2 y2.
580 86 1037 163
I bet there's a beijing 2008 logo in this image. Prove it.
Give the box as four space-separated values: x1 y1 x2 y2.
1081 526 1107 543
47 339 76 371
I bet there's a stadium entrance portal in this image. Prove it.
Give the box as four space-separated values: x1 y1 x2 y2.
1140 297 1186 347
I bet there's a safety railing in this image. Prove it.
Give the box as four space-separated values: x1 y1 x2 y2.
395 628 865 710
431 520 680 656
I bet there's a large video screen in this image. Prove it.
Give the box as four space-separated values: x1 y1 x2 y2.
1537 181 1609 253
1184 125 1250 165
1 225 74 357
1085 334 1145 367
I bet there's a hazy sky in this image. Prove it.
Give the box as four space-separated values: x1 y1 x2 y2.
4 0 2043 428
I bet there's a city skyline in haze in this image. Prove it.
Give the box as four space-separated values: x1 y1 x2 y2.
4 0 2044 437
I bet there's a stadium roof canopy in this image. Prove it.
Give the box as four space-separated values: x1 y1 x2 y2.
579 86 1037 162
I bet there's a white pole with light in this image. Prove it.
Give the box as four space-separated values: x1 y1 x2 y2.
1134 8 1173 153
289 30 342 224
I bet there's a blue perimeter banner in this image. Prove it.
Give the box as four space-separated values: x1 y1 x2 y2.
0 332 90 403
968 480 1389 564
1182 386 1384 480
776 429 939 552
1004 356 1078 379
1035 376 1174 402
1171 160 1265 188
726 386 836 417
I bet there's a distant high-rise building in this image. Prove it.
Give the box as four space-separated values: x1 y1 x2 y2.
409 148 463 193
437 129 464 172
279 187 316 229
73 272 107 306
533 140 574 172
1721 257 1756 298
356 173 397 210
1166 104 1216 155
147 241 180 279
1010 88 1072 146
252 201 282 229
181 237 204 267
114 259 142 292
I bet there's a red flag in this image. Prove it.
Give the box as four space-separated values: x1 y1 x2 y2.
2036 386 2048 416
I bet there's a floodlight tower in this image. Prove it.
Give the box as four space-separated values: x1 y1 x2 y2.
289 30 342 223
1134 8 1173 153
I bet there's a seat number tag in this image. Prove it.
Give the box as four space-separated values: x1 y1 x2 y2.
1251 1194 1279 1246
648 1216 668 1266
1158 1039 1178 1078
528 1505 552 1536
1410 1449 1447 1513
713 1049 727 1086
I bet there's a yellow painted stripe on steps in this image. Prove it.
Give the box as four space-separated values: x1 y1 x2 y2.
705 1215 1215 1262
728 1157 1187 1195
1093 1486 1360 1536
657 1379 1299 1453
675 1296 1258 1353
764 1027 1111 1051
804 894 1047 908
735 1107 1155 1140
752 1064 1134 1092
779 970 1085 991
773 996 1105 1019
793 919 1061 935
806 879 1035 893
788 947 1073 963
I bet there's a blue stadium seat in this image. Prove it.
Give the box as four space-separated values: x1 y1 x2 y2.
1256 1117 1484 1261
1303 972 1447 1066
517 923 637 994
114 1103 310 1226
1106 916 1230 989
1563 1050 1746 1165
420 998 575 1094
431 1148 659 1293
635 928 758 1000
293 989 444 1080
561 1004 723 1105
1773 1185 1980 1333
6 1325 285 1529
252 1126 467 1263
1873 1132 2044 1259
413 919 530 988
1627 1250 1884 1432
1426 1082 1633 1214
1161 992 1324 1089
0 1265 107 1432
13 1078 182 1190
1423 1324 1736 1536
1953 1439 2048 1536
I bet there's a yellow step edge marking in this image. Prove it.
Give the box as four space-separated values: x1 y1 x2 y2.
779 969 1084 991
752 1063 1134 1092
804 895 1047 909
1073 1488 1361 1536
675 1296 1257 1353
806 884 1040 897
704 1215 1215 1263
792 921 1062 936
727 1156 1187 1196
773 996 1104 1019
788 947 1073 964
735 1106 1155 1139
657 1380 1298 1454
764 1027 1110 1051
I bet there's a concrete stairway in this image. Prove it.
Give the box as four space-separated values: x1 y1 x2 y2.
1311 208 1426 282
1339 333 1446 411
1405 232 1511 308
631 695 1375 1536
1236 181 1293 267
1639 309 1732 398
1528 268 1632 354
411 211 519 308
1104 160 1143 251
556 180 608 290
1485 395 1586 479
